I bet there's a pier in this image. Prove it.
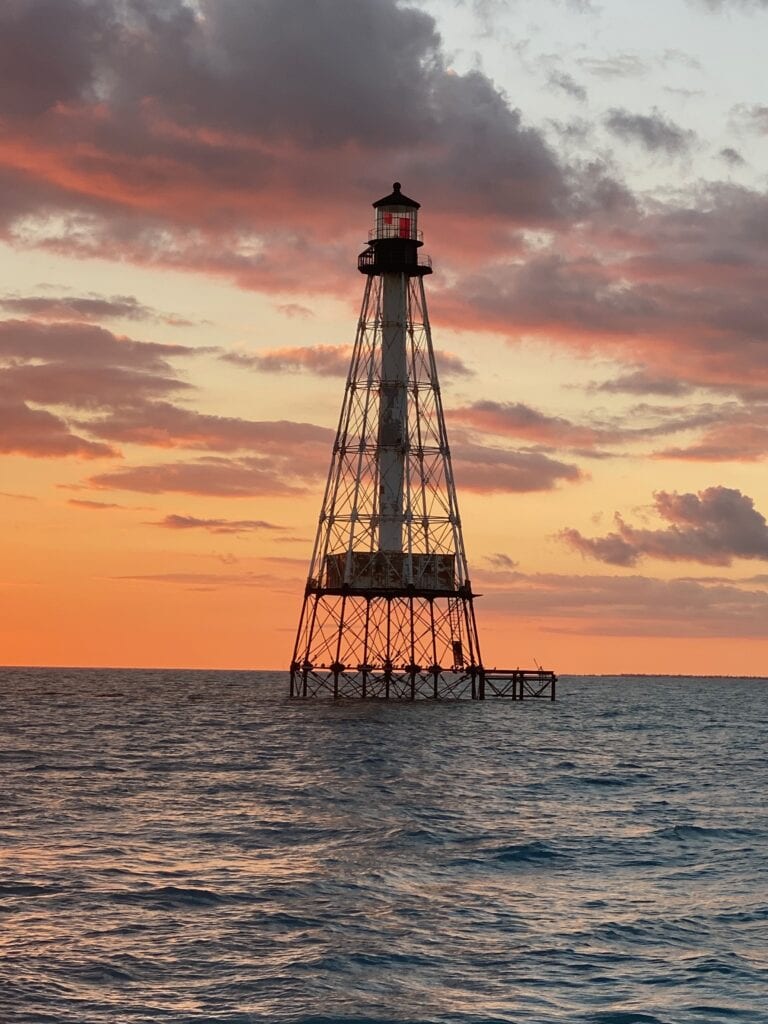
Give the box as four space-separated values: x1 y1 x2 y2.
482 669 557 701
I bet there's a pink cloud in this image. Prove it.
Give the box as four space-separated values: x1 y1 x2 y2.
0 319 196 370
86 456 314 497
68 498 123 509
2 362 190 410
474 568 768 638
224 344 472 380
0 399 115 459
0 293 165 323
79 403 334 454
149 514 283 533
562 486 768 566
0 0 766 406
452 441 583 493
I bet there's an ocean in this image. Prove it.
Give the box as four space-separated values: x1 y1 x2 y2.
1 669 766 1024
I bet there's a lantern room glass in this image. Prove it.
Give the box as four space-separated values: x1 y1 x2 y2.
375 206 418 240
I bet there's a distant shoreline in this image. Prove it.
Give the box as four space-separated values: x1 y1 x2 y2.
1 665 766 682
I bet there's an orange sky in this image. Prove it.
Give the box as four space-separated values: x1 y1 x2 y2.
2 0 768 674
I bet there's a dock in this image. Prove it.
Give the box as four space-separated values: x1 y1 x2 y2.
482 669 557 700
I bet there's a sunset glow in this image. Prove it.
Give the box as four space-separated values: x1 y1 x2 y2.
3 0 768 673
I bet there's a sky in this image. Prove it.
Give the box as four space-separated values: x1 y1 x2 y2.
2 0 768 674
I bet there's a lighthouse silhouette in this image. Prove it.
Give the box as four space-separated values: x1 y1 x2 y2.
289 184 555 700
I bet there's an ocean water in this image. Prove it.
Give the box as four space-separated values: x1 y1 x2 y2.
1 670 767 1024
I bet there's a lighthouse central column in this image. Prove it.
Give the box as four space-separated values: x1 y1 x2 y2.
378 271 408 552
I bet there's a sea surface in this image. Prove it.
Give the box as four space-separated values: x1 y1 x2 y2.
1 669 767 1024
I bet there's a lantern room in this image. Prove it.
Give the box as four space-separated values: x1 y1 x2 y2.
358 182 431 276
372 182 421 242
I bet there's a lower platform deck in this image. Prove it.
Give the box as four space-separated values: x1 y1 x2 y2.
289 666 557 700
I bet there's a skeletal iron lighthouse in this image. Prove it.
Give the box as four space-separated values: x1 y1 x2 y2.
289 183 487 700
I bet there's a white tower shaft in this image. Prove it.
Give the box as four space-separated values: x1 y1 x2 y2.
378 272 408 552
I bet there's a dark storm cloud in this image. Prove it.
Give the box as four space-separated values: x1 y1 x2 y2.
0 0 105 118
109 0 440 147
604 108 695 155
0 0 765 407
0 0 575 238
561 486 768 566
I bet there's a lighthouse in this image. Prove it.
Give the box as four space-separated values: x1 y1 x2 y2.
289 184 555 700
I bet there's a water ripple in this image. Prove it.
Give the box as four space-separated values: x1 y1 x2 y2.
1 668 767 1024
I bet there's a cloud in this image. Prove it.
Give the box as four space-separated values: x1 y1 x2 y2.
453 441 583 492
579 55 648 78
224 345 351 378
0 320 196 371
79 402 334 454
731 103 768 135
560 525 639 566
0 491 37 501
604 108 695 155
109 571 286 589
82 431 578 498
68 498 123 509
474 568 768 638
561 486 768 566
1 362 190 410
0 0 764 408
450 398 724 451
594 370 694 397
86 455 317 497
223 345 472 378
276 303 314 319
719 147 746 167
485 552 519 570
0 0 588 291
0 0 105 119
0 318 200 451
0 398 115 459
0 294 171 323
695 1 768 11
453 400 603 448
653 407 768 461
437 351 474 378
149 514 284 533
547 71 587 102
432 184 768 396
